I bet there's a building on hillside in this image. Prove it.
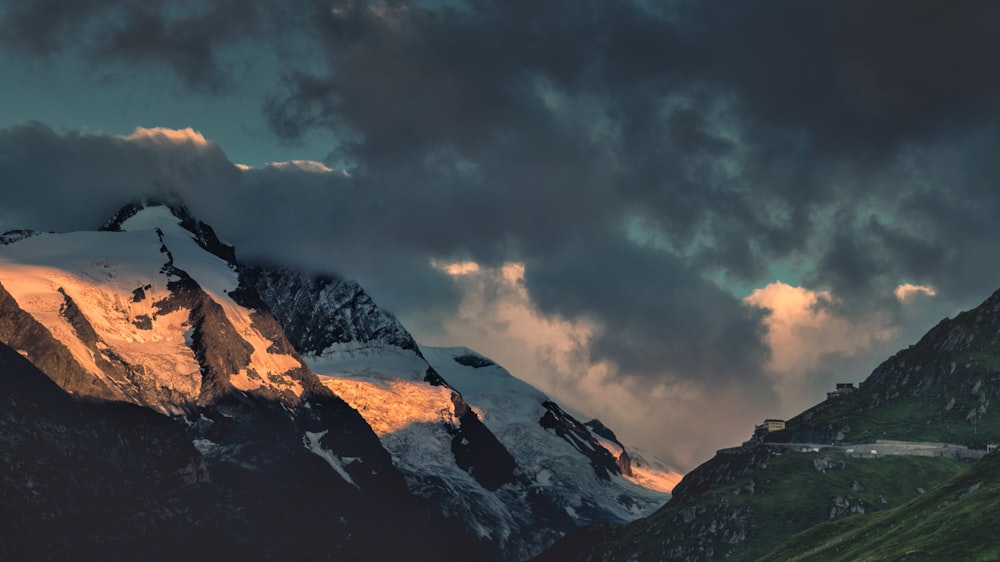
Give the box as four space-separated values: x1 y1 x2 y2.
826 383 856 400
752 418 786 442
763 419 786 431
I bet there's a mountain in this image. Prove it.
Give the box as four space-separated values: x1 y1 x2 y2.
0 201 675 561
536 288 1000 561
243 263 678 560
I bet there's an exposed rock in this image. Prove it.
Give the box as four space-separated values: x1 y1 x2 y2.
956 482 982 500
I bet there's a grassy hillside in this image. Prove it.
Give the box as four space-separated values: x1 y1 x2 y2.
536 448 969 561
758 451 1000 561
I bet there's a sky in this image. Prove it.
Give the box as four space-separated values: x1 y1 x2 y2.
1 1 1000 470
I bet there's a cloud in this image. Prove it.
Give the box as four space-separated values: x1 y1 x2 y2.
895 283 937 302
264 160 335 173
744 282 899 408
0 0 286 91
433 260 481 276
121 126 210 146
0 122 236 233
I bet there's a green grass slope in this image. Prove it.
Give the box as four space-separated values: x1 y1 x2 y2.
536 448 969 562
758 451 1000 562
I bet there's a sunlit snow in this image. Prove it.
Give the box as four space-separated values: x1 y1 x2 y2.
0 229 202 399
0 204 307 408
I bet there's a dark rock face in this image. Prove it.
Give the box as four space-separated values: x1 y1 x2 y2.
242 264 420 356
0 229 39 245
449 392 518 491
455 354 497 368
422 365 519 491
586 419 634 476
540 401 622 480
248 267 637 560
0 343 207 561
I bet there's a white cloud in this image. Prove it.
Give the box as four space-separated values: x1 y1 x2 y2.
121 127 209 146
895 283 937 302
744 282 898 408
432 260 481 276
264 160 334 173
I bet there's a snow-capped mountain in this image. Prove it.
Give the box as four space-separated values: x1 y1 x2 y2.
0 202 489 560
0 201 678 561
247 265 678 560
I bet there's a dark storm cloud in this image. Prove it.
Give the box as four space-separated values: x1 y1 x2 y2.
0 0 282 90
0 122 466 318
0 122 237 230
5 0 1000 399
522 236 770 385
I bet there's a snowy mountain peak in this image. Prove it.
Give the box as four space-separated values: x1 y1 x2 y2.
101 200 237 265
0 206 309 412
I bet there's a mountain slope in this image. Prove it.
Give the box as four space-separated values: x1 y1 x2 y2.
535 287 1000 562
759 451 1000 562
536 445 969 562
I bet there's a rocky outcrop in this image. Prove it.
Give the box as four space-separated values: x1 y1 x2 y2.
540 401 623 480
241 264 420 356
586 419 634 476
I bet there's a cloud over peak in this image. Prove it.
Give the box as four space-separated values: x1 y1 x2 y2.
121 126 210 146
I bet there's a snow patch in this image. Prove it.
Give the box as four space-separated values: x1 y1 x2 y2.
191 438 218 455
318 374 456 436
303 430 359 488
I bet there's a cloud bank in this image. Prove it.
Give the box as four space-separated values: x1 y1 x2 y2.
4 1 1000 467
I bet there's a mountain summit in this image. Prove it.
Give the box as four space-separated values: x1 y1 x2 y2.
0 202 311 410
